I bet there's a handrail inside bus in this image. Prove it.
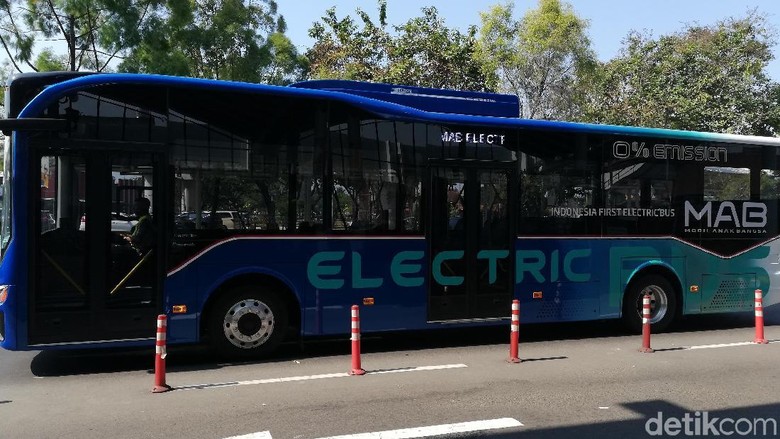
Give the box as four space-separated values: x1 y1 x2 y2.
40 250 86 296
110 250 154 296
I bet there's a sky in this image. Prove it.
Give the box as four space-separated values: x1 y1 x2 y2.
277 0 780 81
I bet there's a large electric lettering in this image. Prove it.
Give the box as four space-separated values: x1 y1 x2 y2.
307 248 592 290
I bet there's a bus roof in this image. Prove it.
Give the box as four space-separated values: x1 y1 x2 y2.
13 72 780 147
290 79 521 118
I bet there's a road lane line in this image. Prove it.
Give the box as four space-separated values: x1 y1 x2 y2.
176 363 468 391
313 417 524 439
223 431 273 439
365 364 469 375
688 340 778 350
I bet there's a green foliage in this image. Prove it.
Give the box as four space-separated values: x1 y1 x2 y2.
386 7 492 91
583 12 780 135
34 48 67 71
306 1 491 91
0 0 306 83
307 1 390 81
760 170 780 199
704 169 750 200
120 0 307 84
262 32 311 85
475 0 596 119
0 0 37 71
0 0 171 73
0 59 9 118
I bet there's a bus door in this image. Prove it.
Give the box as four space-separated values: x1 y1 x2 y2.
30 148 167 345
428 162 515 321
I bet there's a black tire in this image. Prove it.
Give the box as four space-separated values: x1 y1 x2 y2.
622 274 678 333
207 285 288 358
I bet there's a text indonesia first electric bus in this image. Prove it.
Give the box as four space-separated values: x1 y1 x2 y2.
0 72 778 356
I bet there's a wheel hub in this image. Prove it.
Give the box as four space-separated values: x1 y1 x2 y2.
635 285 669 324
223 299 274 349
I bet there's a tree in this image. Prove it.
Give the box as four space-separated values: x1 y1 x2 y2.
0 0 306 83
584 11 780 136
386 7 492 91
120 0 307 84
475 0 596 119
306 0 390 82
306 0 490 90
0 0 160 73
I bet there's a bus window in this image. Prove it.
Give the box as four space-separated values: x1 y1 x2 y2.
703 166 750 201
37 155 88 309
170 99 324 234
519 148 598 235
330 116 424 235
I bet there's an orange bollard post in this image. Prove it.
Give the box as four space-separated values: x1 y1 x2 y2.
152 314 172 393
754 289 768 344
508 300 521 363
349 305 366 375
639 294 654 353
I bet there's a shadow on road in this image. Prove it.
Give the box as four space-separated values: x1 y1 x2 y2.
28 304 779 378
475 400 780 438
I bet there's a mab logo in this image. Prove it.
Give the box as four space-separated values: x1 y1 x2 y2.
683 201 767 229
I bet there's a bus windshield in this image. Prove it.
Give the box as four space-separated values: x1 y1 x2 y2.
0 135 11 255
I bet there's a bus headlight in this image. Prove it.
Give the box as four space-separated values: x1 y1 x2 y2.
0 285 8 305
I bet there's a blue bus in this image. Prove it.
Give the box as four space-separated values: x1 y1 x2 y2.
0 72 778 357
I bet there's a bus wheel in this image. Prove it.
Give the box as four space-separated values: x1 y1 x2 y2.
622 274 677 333
208 286 288 358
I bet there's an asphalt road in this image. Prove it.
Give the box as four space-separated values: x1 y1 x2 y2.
1 306 779 439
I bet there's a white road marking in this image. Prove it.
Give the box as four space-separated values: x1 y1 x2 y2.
223 431 273 439
687 340 778 350
367 364 468 375
177 364 468 391
313 418 523 439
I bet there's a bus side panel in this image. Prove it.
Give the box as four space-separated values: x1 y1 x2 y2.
165 237 429 339
514 238 601 323
520 236 779 323
0 240 23 350
686 238 778 313
764 238 780 308
163 236 780 343
163 268 198 344
310 238 428 335
598 239 687 317
0 132 33 351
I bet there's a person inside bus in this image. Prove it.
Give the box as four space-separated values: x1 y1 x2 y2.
123 197 155 255
448 200 465 230
484 202 508 246
372 209 390 233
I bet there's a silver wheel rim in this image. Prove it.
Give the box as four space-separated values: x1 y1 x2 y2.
635 285 669 324
222 299 274 349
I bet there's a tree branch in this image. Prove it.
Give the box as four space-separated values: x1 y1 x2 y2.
85 8 99 70
0 33 24 72
45 0 69 42
3 1 36 71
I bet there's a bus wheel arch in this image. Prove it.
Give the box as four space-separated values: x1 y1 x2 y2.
621 266 681 333
201 273 301 357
